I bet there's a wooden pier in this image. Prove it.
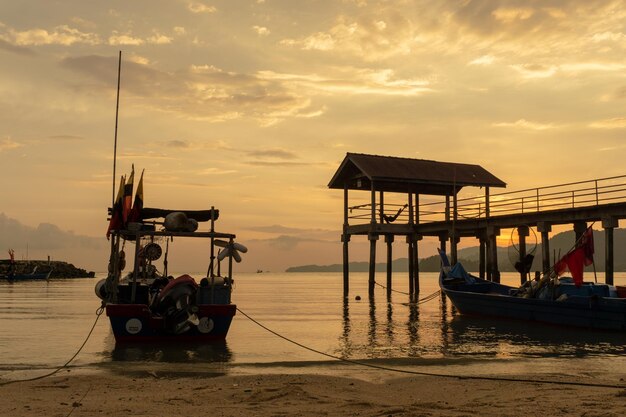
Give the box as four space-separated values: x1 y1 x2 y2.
328 153 626 299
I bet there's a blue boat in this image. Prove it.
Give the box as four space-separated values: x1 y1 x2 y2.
438 251 626 331
1 267 51 282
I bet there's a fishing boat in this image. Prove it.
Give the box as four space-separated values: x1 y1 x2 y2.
438 250 626 331
1 267 52 282
96 206 247 343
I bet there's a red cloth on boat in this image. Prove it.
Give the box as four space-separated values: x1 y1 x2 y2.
554 228 595 287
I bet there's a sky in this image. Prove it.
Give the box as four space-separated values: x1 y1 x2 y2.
0 0 625 273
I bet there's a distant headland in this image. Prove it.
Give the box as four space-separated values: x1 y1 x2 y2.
0 260 95 278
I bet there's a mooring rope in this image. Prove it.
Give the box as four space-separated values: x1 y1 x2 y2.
236 307 626 390
0 306 104 386
373 281 441 304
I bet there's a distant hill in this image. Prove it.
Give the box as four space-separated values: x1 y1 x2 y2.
286 229 623 272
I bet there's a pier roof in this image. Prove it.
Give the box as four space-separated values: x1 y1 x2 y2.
328 153 506 196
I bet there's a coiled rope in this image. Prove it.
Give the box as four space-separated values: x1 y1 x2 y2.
0 306 104 386
236 307 626 390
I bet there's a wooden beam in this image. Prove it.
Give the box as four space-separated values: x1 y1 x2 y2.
385 234 393 298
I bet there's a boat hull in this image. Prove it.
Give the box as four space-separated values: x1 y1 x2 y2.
440 273 626 331
106 303 236 343
1 272 51 281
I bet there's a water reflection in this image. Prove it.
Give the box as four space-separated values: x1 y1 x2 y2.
338 288 626 360
109 340 233 363
445 315 626 357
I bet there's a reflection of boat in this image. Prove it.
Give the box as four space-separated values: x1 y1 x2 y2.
97 175 247 343
439 251 626 331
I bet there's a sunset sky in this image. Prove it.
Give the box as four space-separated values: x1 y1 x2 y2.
1 0 625 273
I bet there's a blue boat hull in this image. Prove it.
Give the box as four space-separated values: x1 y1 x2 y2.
440 273 626 331
1 271 51 281
106 303 236 343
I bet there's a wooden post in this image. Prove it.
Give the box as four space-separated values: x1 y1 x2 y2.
485 187 490 218
368 233 378 296
487 226 500 283
517 226 529 284
370 181 376 224
537 222 551 274
413 194 420 295
342 233 350 297
413 234 421 295
478 231 486 279
439 232 448 263
574 221 587 242
379 191 385 223
603 217 617 285
408 192 414 295
385 234 393 298
407 235 414 296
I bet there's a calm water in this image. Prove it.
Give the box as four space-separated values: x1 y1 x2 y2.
1 272 626 379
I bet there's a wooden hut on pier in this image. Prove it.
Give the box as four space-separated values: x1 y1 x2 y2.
328 153 506 298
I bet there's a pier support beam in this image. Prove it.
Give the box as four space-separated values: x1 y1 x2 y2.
574 221 587 243
478 231 487 279
412 234 421 296
537 222 551 275
368 233 378 297
342 233 350 297
517 226 529 284
487 226 500 282
439 232 448 260
385 234 394 298
407 235 414 296
603 217 617 285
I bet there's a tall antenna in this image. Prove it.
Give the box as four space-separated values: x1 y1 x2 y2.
112 50 122 206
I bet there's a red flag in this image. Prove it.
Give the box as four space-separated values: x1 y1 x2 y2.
106 175 126 239
128 169 144 223
554 227 595 287
122 167 134 225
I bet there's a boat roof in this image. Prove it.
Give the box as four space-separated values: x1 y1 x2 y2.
328 153 506 196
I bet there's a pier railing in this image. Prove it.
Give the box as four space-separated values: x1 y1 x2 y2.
348 174 626 225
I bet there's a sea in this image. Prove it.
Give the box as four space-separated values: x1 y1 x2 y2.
1 272 626 381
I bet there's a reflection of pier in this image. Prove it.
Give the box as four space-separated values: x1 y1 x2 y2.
329 153 626 299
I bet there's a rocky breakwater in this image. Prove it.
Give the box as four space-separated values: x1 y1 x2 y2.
0 260 95 279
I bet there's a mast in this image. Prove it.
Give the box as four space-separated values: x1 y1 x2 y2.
112 50 122 206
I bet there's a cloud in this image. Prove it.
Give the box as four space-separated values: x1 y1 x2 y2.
248 148 298 160
0 213 104 251
61 55 318 125
1 25 100 46
468 55 496 66
511 63 557 79
165 139 191 148
47 135 85 141
252 26 270 36
108 32 144 45
492 119 558 130
0 38 35 56
188 2 217 14
0 137 22 152
280 12 417 61
589 118 626 129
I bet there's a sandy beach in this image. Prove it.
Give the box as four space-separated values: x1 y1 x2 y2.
2 367 625 417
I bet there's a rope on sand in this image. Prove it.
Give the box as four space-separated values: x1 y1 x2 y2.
236 307 626 390
0 306 104 386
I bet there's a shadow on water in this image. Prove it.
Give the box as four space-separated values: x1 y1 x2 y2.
107 340 233 364
444 314 626 357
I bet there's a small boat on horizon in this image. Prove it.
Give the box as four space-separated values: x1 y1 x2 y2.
1 266 52 282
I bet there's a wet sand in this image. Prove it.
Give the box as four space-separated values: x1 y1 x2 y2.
2 368 625 417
